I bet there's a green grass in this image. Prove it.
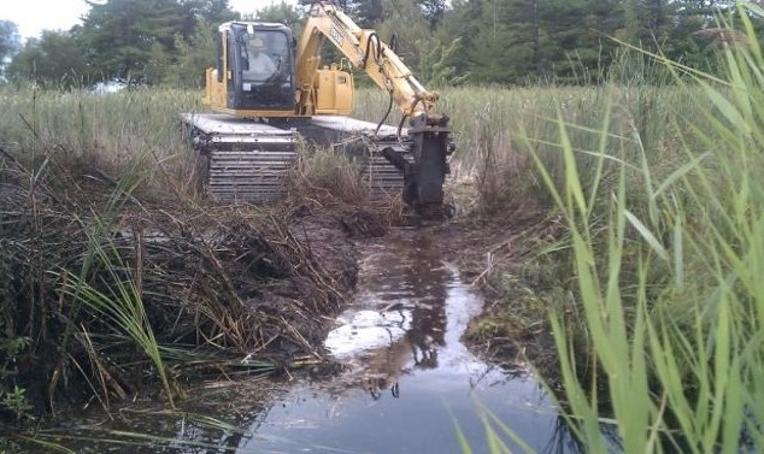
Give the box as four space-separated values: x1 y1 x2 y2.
58 239 177 408
0 85 201 197
509 5 764 452
3 19 763 448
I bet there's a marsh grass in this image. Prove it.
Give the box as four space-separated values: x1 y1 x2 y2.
3 29 763 449
57 240 176 408
0 85 201 198
510 5 764 452
287 143 367 205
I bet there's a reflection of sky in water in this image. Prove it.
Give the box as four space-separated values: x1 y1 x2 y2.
36 231 589 453
325 310 412 359
238 231 579 453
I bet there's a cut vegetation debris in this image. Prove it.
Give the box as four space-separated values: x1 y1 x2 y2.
3 13 764 447
0 137 381 419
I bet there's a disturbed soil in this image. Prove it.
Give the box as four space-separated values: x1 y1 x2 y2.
425 210 565 377
2 143 563 431
0 154 387 419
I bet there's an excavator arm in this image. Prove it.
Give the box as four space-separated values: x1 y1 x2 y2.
296 1 434 118
296 1 452 212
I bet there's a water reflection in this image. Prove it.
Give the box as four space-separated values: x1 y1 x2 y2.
325 230 453 398
40 228 583 453
238 229 579 453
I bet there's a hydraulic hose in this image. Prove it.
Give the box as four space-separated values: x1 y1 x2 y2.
398 97 424 141
389 32 399 54
362 32 383 68
375 89 395 137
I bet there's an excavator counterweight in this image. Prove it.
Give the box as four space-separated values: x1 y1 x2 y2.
181 1 452 214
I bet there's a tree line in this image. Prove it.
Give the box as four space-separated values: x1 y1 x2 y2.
0 0 754 89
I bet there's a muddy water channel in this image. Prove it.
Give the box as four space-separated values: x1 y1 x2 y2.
43 229 577 453
244 229 576 453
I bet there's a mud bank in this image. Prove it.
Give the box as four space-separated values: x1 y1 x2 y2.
0 153 384 423
426 214 565 376
22 225 576 453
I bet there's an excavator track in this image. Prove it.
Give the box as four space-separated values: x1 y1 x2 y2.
183 114 299 202
306 116 413 202
182 114 415 204
359 148 411 199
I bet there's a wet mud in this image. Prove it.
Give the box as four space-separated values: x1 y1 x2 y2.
34 226 578 453
429 216 566 376
238 228 575 453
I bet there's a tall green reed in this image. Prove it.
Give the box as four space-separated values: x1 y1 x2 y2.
0 85 201 196
57 235 177 408
528 3 764 451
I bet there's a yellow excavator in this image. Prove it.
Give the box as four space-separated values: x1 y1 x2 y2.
182 1 452 215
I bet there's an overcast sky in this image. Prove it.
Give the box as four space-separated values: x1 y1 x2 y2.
1 0 297 40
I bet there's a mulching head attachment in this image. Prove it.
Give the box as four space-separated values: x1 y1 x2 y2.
381 114 453 218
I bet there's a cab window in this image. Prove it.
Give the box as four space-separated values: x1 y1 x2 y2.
237 29 291 87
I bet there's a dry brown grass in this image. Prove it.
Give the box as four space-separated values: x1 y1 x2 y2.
287 145 367 205
0 127 359 417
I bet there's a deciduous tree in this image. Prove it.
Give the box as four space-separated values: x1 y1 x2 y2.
6 30 92 88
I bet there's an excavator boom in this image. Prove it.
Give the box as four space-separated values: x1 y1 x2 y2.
296 2 436 118
296 2 452 210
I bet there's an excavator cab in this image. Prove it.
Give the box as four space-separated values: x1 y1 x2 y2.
204 20 354 118
204 22 296 114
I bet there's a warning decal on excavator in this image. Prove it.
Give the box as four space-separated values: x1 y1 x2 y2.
329 25 344 47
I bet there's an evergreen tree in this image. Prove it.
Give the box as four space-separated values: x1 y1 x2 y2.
376 0 433 68
162 22 218 88
185 0 240 25
255 1 305 32
432 0 484 78
346 0 384 27
0 20 21 78
417 0 448 26
634 0 681 50
3 0 755 88
417 37 470 86
468 0 537 83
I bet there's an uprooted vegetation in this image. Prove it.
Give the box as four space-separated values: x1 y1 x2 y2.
0 88 395 423
0 155 370 417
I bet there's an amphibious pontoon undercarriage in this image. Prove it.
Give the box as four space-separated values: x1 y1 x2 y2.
182 113 419 203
